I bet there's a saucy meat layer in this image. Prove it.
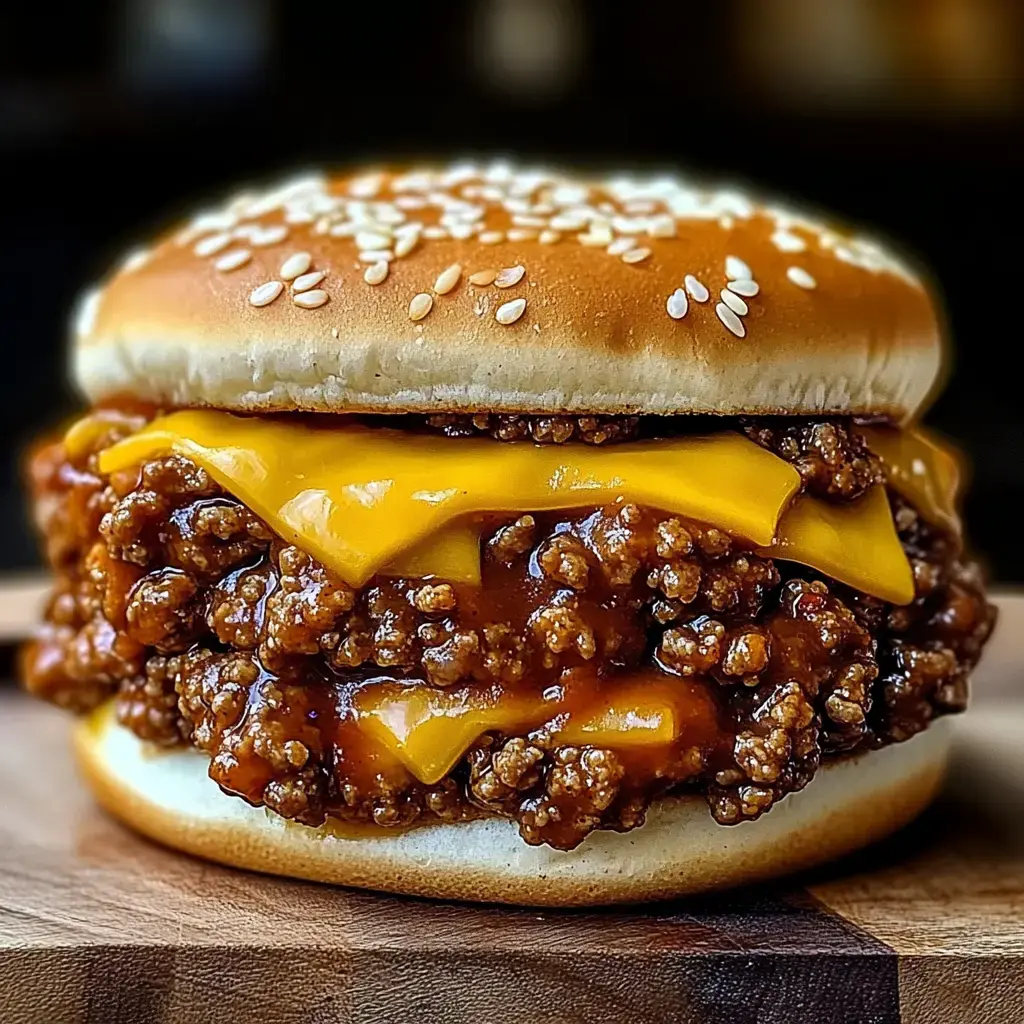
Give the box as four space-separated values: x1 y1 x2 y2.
22 411 994 850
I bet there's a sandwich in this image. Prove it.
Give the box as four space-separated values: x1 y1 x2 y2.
22 163 995 905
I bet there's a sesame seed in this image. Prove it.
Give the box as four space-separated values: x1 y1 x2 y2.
578 222 613 246
249 281 284 307
512 215 548 228
507 228 538 242
292 270 326 293
364 261 389 285
423 226 448 240
409 292 433 321
787 266 817 289
249 225 289 247
551 184 588 206
666 288 689 320
549 212 588 231
359 249 393 263
119 248 151 273
280 252 312 280
479 231 505 245
332 327 339 338
349 174 383 198
725 255 752 280
495 264 526 288
187 211 239 238
394 232 419 258
647 215 677 239
395 195 427 210
496 297 527 325
355 230 391 251
606 237 636 256
194 233 232 257
502 197 531 215
613 217 646 235
726 279 759 297
621 247 651 264
373 205 406 226
434 263 463 295
720 289 748 316
716 301 746 338
538 230 561 245
214 249 252 272
74 287 102 338
469 269 497 286
684 275 710 302
771 228 807 253
293 289 328 309
449 222 476 240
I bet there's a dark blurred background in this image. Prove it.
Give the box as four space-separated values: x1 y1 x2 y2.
2 0 1022 578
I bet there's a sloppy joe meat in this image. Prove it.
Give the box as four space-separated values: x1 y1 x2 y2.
22 409 995 850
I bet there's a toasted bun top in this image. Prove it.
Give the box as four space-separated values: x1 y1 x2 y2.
73 163 942 421
75 703 950 906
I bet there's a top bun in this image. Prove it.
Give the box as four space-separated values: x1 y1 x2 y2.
72 163 942 422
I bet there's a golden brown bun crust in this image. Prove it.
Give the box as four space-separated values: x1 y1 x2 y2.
74 705 950 906
73 165 941 421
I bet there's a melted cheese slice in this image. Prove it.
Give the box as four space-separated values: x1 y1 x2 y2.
98 411 801 583
355 676 720 784
94 410 938 605
861 425 961 535
385 524 483 586
760 485 914 604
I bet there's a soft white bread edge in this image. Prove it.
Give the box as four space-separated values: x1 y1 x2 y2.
75 711 951 906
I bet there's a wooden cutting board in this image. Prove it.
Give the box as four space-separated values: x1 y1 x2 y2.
1 589 1022 1024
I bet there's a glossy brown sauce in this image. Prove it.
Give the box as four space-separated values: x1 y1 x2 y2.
21 408 996 850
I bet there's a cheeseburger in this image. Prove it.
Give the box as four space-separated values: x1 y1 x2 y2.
23 163 995 905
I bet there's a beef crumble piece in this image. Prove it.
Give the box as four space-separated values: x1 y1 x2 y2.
23 418 996 851
421 413 883 505
425 413 640 446
846 496 996 744
741 419 883 501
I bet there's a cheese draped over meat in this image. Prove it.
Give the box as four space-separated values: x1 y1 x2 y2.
90 410 959 606
84 411 966 782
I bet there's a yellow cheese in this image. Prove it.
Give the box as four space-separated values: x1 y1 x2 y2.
557 677 718 749
761 485 914 605
355 684 543 784
383 523 482 585
861 425 961 535
97 410 801 586
93 410 950 604
354 678 709 784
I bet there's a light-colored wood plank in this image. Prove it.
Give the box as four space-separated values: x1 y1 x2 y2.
0 574 48 643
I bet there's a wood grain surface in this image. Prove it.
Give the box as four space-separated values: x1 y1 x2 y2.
0 594 1022 1024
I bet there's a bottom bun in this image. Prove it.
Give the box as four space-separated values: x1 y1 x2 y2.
74 705 951 906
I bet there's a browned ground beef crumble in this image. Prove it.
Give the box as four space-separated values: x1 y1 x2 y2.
22 410 995 850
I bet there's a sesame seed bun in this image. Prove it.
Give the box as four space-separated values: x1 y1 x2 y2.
74 704 950 906
73 164 942 422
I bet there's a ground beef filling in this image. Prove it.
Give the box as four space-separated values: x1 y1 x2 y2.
423 413 884 502
22 413 995 851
